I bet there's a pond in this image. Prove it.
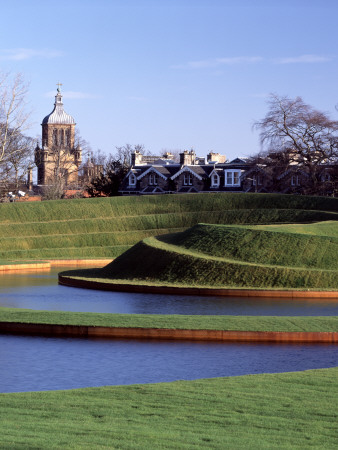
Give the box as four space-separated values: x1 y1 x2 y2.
0 267 337 393
0 334 337 393
1 268 337 316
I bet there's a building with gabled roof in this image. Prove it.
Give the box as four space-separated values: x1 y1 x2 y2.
119 150 253 195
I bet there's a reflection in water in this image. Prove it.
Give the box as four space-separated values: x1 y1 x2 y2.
0 334 337 393
0 268 337 316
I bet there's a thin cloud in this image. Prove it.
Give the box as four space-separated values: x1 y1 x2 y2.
45 90 99 99
128 96 148 101
172 56 263 69
0 48 63 61
273 54 333 64
172 54 333 69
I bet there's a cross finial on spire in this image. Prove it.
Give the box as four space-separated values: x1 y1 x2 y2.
56 82 63 92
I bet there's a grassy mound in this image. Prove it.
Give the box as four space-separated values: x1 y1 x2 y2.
0 193 337 260
97 222 338 289
158 223 338 269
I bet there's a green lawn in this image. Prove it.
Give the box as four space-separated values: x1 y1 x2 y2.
0 368 337 449
1 194 337 448
1 308 338 332
252 220 338 237
0 193 337 260
161 222 338 268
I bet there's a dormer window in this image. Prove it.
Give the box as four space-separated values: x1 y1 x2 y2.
183 173 193 185
149 173 158 185
129 173 136 186
211 173 219 187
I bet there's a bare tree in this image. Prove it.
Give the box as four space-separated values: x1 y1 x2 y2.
74 128 92 155
254 94 338 193
86 144 149 197
161 148 181 162
0 73 35 197
0 73 31 166
36 129 93 199
3 134 35 190
36 144 83 199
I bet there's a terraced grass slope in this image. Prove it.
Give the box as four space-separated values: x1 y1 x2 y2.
0 193 337 260
99 222 338 289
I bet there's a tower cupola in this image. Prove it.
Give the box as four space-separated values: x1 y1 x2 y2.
42 85 75 125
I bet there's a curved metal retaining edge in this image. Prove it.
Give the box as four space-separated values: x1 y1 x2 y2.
0 259 111 272
0 262 51 271
0 322 337 343
48 259 111 267
58 275 338 299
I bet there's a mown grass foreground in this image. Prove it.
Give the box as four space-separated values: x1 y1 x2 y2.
1 308 338 332
63 221 338 290
0 193 337 260
0 368 337 449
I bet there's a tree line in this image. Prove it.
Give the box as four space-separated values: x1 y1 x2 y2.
1 72 337 199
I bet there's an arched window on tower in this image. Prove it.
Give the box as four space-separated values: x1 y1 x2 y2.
59 129 64 146
53 129 58 146
65 129 70 147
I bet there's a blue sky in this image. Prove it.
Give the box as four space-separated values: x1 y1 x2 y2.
1 0 338 161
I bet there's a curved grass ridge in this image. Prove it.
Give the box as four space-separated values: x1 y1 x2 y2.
0 193 337 260
158 223 338 269
2 308 338 332
98 222 338 289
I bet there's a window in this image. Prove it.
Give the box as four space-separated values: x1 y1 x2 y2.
224 170 241 186
211 173 219 187
291 175 300 186
59 129 64 146
149 173 158 185
129 173 136 186
183 173 193 185
53 129 58 145
252 175 262 186
65 129 70 146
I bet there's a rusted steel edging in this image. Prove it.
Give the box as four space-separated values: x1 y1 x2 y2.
0 262 51 271
0 322 337 343
58 275 338 299
0 259 111 272
48 259 111 267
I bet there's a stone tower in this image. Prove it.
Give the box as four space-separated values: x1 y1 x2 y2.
35 85 82 186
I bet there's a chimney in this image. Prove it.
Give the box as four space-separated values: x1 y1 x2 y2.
27 167 33 191
207 152 226 163
131 150 143 165
179 150 196 165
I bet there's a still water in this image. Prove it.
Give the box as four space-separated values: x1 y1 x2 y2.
1 268 338 316
0 268 337 393
0 335 337 393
